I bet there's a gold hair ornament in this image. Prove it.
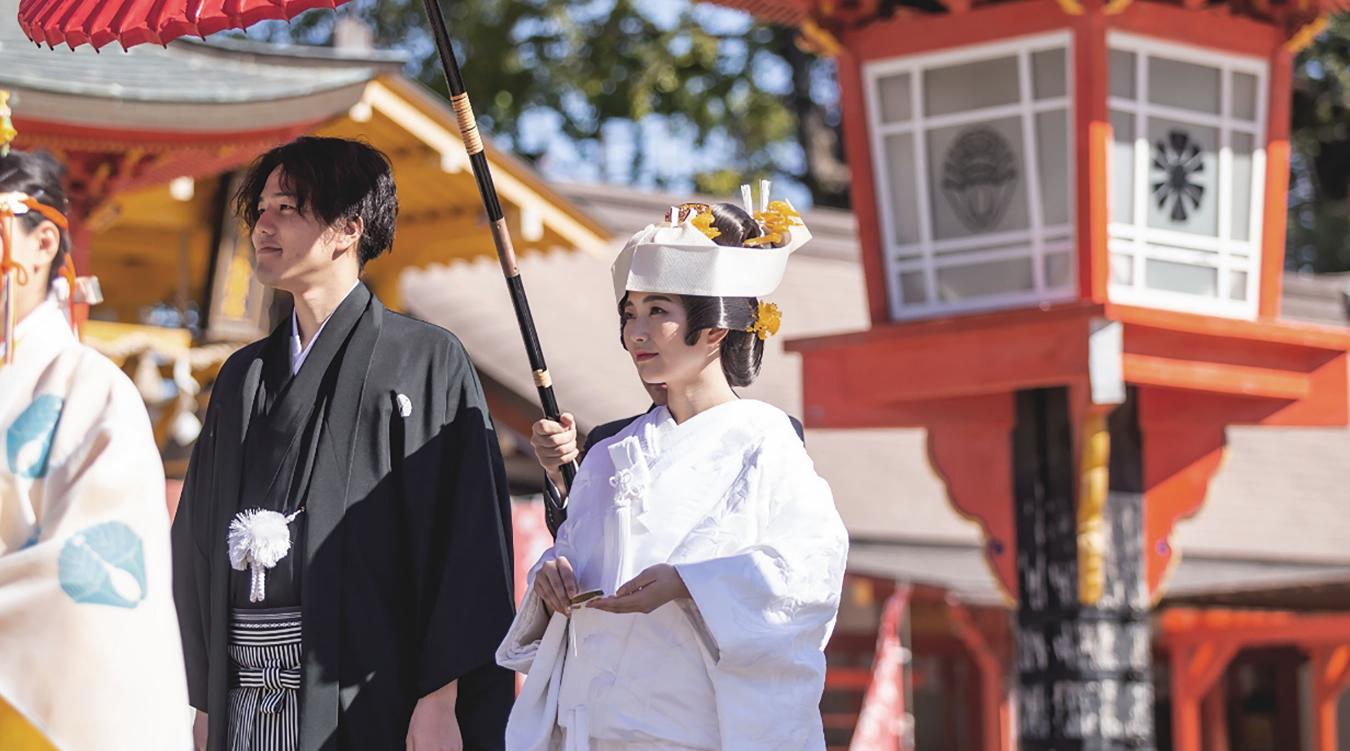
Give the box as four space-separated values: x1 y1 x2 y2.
747 300 782 341
690 209 720 241
672 202 721 242
744 201 802 248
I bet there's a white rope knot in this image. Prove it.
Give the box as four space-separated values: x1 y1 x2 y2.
227 508 303 603
609 467 644 508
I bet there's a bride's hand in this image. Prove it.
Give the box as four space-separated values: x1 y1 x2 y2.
589 564 689 614
536 556 578 616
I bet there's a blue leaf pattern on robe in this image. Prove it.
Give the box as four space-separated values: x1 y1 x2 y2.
6 394 64 479
58 522 147 609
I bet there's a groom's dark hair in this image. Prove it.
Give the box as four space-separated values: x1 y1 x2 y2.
234 136 399 269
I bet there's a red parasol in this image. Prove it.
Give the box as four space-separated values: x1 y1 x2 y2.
16 0 578 530
18 0 349 51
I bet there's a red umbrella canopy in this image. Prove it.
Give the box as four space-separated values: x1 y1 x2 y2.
18 0 350 51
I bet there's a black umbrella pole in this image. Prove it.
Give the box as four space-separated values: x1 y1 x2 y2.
420 0 578 498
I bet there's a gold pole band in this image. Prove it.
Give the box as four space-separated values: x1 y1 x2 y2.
450 93 485 155
532 369 553 389
1077 411 1110 606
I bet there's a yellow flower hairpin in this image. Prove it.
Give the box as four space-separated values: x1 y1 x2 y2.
747 301 782 341
744 201 802 248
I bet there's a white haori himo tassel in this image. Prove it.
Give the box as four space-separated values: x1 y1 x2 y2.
227 508 303 603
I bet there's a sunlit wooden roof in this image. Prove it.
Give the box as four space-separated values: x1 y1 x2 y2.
88 73 612 321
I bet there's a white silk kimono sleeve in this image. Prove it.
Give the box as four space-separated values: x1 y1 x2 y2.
498 542 569 751
0 340 190 750
497 546 558 673
673 435 849 751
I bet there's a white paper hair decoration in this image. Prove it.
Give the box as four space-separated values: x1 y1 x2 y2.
610 183 812 302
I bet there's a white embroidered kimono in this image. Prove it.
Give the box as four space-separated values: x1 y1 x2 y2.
0 300 190 749
498 399 848 751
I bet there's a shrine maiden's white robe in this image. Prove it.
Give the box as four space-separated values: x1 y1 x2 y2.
0 300 190 749
498 399 849 751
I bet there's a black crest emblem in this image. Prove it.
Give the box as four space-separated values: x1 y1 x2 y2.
1151 129 1206 223
941 126 1019 232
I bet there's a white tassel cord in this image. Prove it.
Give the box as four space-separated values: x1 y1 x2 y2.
227 508 303 603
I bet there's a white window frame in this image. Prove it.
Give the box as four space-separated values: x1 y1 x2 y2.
1106 31 1267 319
863 30 1077 321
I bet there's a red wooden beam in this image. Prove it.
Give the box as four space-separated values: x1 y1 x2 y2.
1123 353 1311 400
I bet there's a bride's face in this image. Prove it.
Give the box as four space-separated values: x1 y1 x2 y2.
621 292 721 388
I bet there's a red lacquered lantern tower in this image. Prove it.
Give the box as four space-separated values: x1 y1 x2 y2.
712 2 1350 749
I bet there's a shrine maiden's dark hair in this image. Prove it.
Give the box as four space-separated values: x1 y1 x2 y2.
234 136 399 268
0 149 71 289
620 202 766 387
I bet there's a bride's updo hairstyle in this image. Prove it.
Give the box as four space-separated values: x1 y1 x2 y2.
678 203 765 387
619 202 766 388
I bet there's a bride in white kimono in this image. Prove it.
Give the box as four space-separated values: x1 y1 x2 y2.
498 189 849 751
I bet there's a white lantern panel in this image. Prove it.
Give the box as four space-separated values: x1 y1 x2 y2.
1109 110 1135 224
1110 49 1136 99
1146 118 1219 237
877 72 913 124
1147 56 1221 115
923 56 1020 117
883 133 923 248
1146 258 1217 296
1230 130 1255 243
899 270 928 304
935 256 1035 301
1032 49 1067 100
1044 251 1074 288
1036 109 1071 226
1232 72 1259 122
1229 270 1248 301
1110 253 1134 285
927 116 1030 241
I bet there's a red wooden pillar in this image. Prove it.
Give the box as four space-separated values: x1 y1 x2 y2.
1170 639 1239 751
1201 673 1228 751
948 601 1011 751
1310 645 1350 751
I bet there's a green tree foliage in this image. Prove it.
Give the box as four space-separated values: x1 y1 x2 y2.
1290 13 1350 272
266 0 848 206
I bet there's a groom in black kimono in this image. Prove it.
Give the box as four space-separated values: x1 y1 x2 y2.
172 137 515 751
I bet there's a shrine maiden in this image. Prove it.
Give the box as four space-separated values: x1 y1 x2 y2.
498 186 849 751
0 148 190 749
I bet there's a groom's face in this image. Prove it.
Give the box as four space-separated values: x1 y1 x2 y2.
250 167 359 293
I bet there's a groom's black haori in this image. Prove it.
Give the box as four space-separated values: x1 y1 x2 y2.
172 137 516 751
